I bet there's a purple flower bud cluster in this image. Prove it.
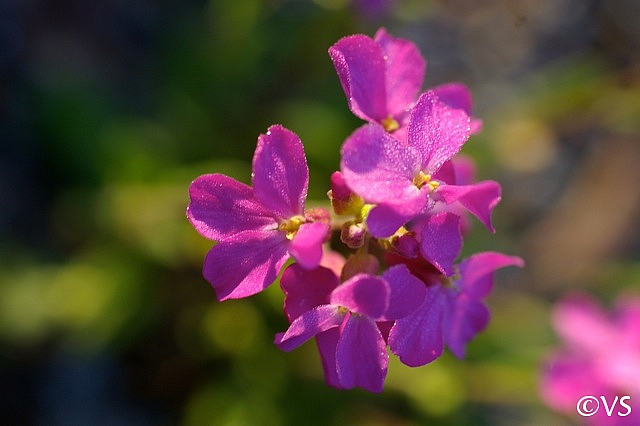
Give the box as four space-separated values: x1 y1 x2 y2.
187 28 523 392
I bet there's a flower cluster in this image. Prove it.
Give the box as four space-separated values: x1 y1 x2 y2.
187 28 523 392
540 293 640 425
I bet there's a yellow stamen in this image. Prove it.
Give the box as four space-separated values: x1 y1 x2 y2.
378 226 409 250
381 116 399 132
412 171 430 188
412 171 440 191
278 215 305 240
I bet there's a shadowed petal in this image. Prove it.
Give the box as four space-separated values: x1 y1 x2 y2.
289 222 329 270
252 125 308 218
203 232 289 301
329 35 387 122
444 291 489 358
316 328 342 389
319 249 346 277
435 181 502 232
281 264 340 322
389 285 448 366
275 305 345 352
341 123 423 208
187 174 276 241
366 203 422 238
432 83 482 135
408 91 471 174
336 314 388 392
456 252 525 298
374 28 425 118
379 265 427 321
330 273 389 319
420 212 462 277
432 83 473 115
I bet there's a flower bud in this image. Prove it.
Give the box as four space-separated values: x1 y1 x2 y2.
340 220 366 249
328 171 364 216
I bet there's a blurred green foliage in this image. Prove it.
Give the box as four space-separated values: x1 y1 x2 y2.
1 0 640 425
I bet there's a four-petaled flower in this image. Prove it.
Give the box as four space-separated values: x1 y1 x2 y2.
329 28 482 141
275 263 426 392
386 251 525 366
187 125 329 300
340 91 501 274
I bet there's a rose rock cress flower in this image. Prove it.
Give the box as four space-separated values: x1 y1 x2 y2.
186 28 523 392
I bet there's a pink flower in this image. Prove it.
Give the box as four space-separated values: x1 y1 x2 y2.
275 264 426 392
329 28 425 136
329 28 482 139
540 293 640 425
340 90 501 273
186 125 329 300
386 251 524 366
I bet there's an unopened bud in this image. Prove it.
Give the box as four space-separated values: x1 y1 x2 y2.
341 221 366 249
328 171 363 216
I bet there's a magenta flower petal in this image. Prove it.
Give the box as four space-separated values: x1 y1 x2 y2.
442 252 523 356
336 314 388 392
616 297 640 347
378 265 427 321
330 273 389 319
468 118 483 135
275 305 345 352
315 328 342 389
389 286 448 367
432 156 477 186
456 252 525 298
187 174 276 241
329 35 387 122
341 123 424 211
431 159 456 184
432 82 482 134
374 28 426 119
408 91 471 174
419 212 462 277
431 83 473 116
289 222 329 270
443 291 489 358
540 353 605 412
280 264 340 321
319 249 346 277
366 203 419 238
450 156 477 185
435 181 502 232
203 232 289 301
552 294 617 354
252 125 308 218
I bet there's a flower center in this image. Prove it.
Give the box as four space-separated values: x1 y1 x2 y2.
439 267 460 288
412 171 440 191
381 116 399 132
278 215 306 240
